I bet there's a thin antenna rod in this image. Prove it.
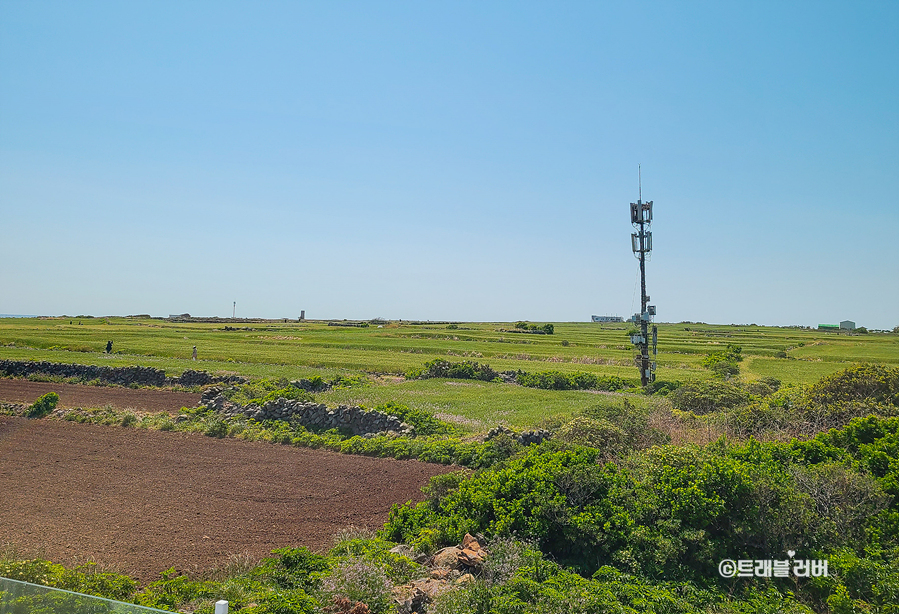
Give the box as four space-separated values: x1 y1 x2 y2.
638 164 642 202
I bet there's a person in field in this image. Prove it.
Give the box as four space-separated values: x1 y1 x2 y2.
106 340 112 354
192 346 197 360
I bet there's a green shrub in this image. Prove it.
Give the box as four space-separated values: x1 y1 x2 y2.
253 547 329 591
555 417 626 452
375 402 455 436
120 413 138 427
669 380 751 415
516 370 630 391
320 558 394 614
413 359 498 382
204 418 229 438
809 364 899 407
26 392 59 418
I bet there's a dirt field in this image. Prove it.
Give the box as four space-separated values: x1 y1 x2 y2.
0 379 200 413
0 416 453 583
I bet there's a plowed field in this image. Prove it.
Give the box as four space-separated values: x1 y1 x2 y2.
0 416 452 583
0 379 200 413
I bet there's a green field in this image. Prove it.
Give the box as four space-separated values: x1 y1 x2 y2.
2 316 897 429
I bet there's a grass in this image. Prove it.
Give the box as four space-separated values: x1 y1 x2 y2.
1 316 897 429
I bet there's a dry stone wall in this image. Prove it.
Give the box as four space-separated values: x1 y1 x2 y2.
0 360 167 387
0 360 246 388
202 389 414 437
486 424 552 446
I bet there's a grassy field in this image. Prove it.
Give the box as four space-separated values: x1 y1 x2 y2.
2 316 897 429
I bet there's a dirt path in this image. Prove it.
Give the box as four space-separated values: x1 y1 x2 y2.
0 416 452 583
0 379 200 413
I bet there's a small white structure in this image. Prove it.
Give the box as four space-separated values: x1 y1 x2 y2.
592 315 623 323
840 320 856 330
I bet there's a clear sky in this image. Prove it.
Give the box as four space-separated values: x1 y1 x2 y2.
2 1 897 328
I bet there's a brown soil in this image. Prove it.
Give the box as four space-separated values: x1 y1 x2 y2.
0 379 200 413
0 416 453 583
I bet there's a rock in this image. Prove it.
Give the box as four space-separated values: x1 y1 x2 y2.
456 573 475 585
459 546 485 568
461 533 479 549
411 578 448 602
432 546 463 570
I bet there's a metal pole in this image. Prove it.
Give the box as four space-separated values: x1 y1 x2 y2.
638 203 649 387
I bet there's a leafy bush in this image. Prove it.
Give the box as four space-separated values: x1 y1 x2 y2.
701 344 743 378
204 418 229 438
375 402 455 436
668 380 751 415
0 559 137 602
581 399 669 451
517 370 630 391
513 322 554 334
730 366 899 439
253 547 329 591
319 559 393 614
411 359 498 382
808 364 899 407
26 392 59 418
226 378 316 407
555 417 626 452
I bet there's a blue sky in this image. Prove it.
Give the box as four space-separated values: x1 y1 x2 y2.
2 1 897 328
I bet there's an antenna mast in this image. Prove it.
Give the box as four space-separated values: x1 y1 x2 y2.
628 166 657 387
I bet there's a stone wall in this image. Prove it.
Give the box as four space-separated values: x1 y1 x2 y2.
0 360 168 387
0 360 246 388
202 389 413 437
486 425 552 446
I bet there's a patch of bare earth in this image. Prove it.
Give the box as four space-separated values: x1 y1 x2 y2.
0 379 200 413
0 416 453 583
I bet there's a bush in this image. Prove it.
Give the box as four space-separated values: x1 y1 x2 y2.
808 364 899 407
27 392 59 418
555 417 626 453
516 371 630 392
253 547 329 591
669 380 751 415
205 418 229 438
412 359 498 382
513 322 554 334
375 402 455 436
701 344 743 378
320 559 393 614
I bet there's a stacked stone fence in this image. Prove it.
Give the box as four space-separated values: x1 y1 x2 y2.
201 389 413 437
486 424 552 446
0 360 246 388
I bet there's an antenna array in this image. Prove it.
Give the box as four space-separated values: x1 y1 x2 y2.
628 167 657 386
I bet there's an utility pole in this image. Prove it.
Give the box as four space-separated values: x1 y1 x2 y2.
233 302 236 319
629 167 657 387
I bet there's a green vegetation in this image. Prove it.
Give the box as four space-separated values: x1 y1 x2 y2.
26 391 58 418
408 359 499 382
700 343 743 378
3 317 899 612
516 370 632 391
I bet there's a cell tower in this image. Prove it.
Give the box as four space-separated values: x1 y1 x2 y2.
628 167 657 386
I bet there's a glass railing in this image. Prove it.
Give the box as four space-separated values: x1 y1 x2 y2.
0 576 174 614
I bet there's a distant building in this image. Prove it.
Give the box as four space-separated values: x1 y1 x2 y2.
592 315 623 323
840 320 856 330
